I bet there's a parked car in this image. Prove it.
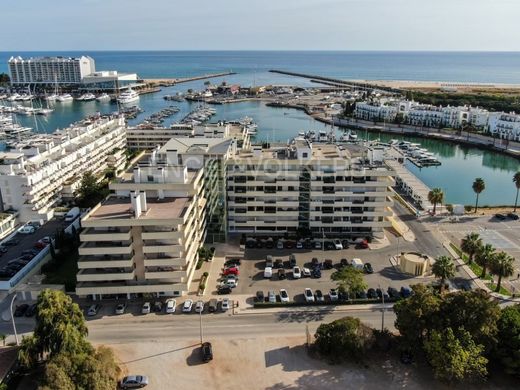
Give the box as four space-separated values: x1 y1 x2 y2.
315 289 325 302
339 258 349 269
14 304 29 317
304 240 314 249
311 268 321 278
87 304 101 317
195 300 205 313
356 291 368 299
141 302 151 314
18 226 35 234
341 240 350 249
120 375 149 389
201 342 213 362
333 239 343 250
507 213 519 220
24 303 37 317
225 258 241 267
355 239 369 249
256 291 265 302
314 241 322 250
324 241 335 250
338 291 349 301
264 267 273 278
279 289 290 303
222 267 239 276
367 288 378 299
285 240 295 249
221 298 230 311
208 299 218 313
0 246 7 253
246 239 256 249
115 303 127 315
218 286 232 295
292 266 301 279
3 240 19 246
225 277 238 288
329 288 339 301
387 287 400 299
289 254 296 267
495 213 507 220
302 267 311 278
311 258 320 269
323 259 334 269
363 263 374 274
376 288 390 301
277 269 286 280
400 286 412 298
182 300 193 313
165 299 176 313
351 258 364 270
268 290 276 303
304 288 315 302
296 241 303 249
274 259 284 269
33 241 48 250
153 301 163 313
265 238 274 249
276 240 284 249
265 255 274 268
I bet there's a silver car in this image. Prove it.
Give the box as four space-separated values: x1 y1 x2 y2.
120 375 149 389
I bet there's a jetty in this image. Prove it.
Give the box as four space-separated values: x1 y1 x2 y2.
143 72 237 87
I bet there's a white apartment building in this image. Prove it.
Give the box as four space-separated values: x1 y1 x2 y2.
488 113 520 141
8 56 95 85
226 139 394 239
0 116 126 222
76 137 232 299
354 102 399 122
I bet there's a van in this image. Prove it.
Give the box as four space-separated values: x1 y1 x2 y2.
64 207 80 222
351 258 364 270
208 299 218 313
264 267 273 278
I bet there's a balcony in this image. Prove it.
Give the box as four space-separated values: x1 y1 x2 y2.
77 268 135 282
79 241 133 256
77 255 134 269
142 230 181 240
142 244 182 257
80 227 131 242
76 281 188 296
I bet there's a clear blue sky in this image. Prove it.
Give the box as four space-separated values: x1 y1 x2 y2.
1 0 518 51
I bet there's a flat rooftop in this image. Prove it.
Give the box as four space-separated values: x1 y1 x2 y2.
89 196 190 221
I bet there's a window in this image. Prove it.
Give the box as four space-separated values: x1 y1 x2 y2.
147 175 154 182
302 152 308 158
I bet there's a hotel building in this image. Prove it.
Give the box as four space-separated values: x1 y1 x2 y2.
76 137 233 299
0 116 126 222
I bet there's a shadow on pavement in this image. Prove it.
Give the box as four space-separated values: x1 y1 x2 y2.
379 266 415 281
123 343 199 364
186 345 206 366
275 307 335 323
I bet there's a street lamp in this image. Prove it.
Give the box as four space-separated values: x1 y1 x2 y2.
378 284 385 332
10 294 19 346
199 305 203 345
396 236 400 263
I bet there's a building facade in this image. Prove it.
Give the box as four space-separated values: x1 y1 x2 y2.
0 116 126 222
8 56 95 85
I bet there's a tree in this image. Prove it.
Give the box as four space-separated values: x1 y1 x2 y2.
0 73 10 84
423 327 488 383
475 243 495 279
427 188 444 215
472 178 485 213
495 304 520 377
513 171 520 212
394 284 441 349
460 232 482 264
490 252 515 293
331 267 367 296
432 256 455 292
314 317 374 362
76 171 107 208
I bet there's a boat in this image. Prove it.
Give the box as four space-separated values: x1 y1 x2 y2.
45 94 58 102
35 108 54 115
117 89 140 104
16 94 33 101
7 94 19 101
76 93 96 101
57 94 74 102
96 93 110 101
2 123 32 137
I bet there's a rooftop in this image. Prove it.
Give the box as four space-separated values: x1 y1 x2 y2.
159 137 233 156
89 196 190 221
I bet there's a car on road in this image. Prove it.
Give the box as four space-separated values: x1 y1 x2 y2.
367 288 378 299
153 301 163 312
120 375 149 389
279 289 290 303
333 239 343 250
195 300 205 313
277 269 286 280
315 289 324 302
3 240 19 246
87 304 101 317
141 302 151 314
329 289 339 301
18 226 35 234
304 288 315 302
222 267 239 276
217 286 232 295
14 304 29 317
221 298 230 311
256 291 265 302
507 213 519 220
363 263 374 274
201 342 213 362
165 299 176 313
24 303 38 317
268 290 276 303
182 299 193 313
264 266 273 278
324 259 334 269
115 303 127 315
302 267 311 278
292 266 301 279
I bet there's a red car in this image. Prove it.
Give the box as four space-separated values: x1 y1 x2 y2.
33 241 47 250
222 267 239 276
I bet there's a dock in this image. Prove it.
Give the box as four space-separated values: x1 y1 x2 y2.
143 72 237 87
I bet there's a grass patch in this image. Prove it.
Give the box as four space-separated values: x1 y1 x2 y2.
43 250 78 292
486 282 511 296
449 243 493 281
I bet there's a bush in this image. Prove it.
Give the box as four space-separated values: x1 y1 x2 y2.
464 205 473 212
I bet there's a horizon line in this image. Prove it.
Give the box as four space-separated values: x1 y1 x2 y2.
2 49 520 53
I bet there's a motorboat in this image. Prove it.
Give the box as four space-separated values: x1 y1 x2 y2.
45 94 58 101
57 94 74 102
117 89 140 104
7 94 19 102
96 93 111 101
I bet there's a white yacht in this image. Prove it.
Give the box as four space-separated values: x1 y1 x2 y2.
2 123 32 137
7 94 20 102
45 94 58 102
77 93 96 101
117 89 139 104
57 94 74 102
96 93 111 102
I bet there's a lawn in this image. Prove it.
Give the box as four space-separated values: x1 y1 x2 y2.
486 282 511 296
43 250 78 292
449 243 493 281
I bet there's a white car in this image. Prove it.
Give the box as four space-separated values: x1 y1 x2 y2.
18 226 35 234
141 302 151 314
296 241 303 249
333 239 343 250
195 300 205 313
264 266 273 278
268 290 276 303
182 299 193 313
165 298 176 313
279 289 290 303
221 298 230 311
292 266 301 279
225 277 238 288
329 289 339 301
302 267 311 278
115 303 126 315
276 240 284 249
304 288 315 302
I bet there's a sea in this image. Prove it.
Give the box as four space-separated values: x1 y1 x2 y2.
1 51 520 206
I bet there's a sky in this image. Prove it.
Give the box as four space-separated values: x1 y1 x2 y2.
1 0 519 51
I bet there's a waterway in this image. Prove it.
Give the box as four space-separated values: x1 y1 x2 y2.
2 80 519 207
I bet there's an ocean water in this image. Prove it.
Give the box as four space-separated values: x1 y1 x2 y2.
1 51 520 206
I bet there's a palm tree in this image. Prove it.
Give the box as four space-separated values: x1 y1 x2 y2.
472 178 486 213
460 232 482 264
513 171 520 212
427 188 444 215
432 256 455 293
475 243 495 279
491 252 515 293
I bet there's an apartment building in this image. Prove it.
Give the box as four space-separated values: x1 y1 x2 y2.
0 116 126 222
354 101 399 122
76 137 233 299
226 139 394 239
488 113 520 141
8 56 95 85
